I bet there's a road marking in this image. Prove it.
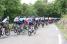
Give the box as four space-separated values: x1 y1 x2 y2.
54 25 62 44
58 34 62 44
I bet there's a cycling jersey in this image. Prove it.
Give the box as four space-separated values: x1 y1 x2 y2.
14 17 19 22
19 18 24 24
28 18 33 25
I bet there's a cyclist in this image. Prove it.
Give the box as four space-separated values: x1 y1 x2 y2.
40 17 45 27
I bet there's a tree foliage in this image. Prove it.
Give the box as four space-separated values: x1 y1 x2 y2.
34 0 46 16
0 0 67 22
4 0 22 22
0 0 5 18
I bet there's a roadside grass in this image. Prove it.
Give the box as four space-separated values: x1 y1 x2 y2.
56 24 64 32
56 23 67 40
56 14 67 40
62 14 67 20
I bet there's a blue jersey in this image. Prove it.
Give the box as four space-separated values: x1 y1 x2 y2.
29 18 33 23
19 18 24 24
19 18 24 22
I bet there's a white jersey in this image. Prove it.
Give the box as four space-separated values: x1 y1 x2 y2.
2 16 9 23
2 18 7 23
14 17 19 22
40 17 44 20
35 17 39 20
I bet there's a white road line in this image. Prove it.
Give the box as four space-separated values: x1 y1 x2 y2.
54 25 62 44
58 34 62 44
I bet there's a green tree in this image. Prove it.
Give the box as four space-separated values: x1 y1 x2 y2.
25 5 37 16
55 0 67 14
4 0 22 22
0 0 6 19
34 0 46 16
21 3 28 16
47 1 62 17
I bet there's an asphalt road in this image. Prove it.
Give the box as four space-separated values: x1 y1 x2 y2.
0 24 66 44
